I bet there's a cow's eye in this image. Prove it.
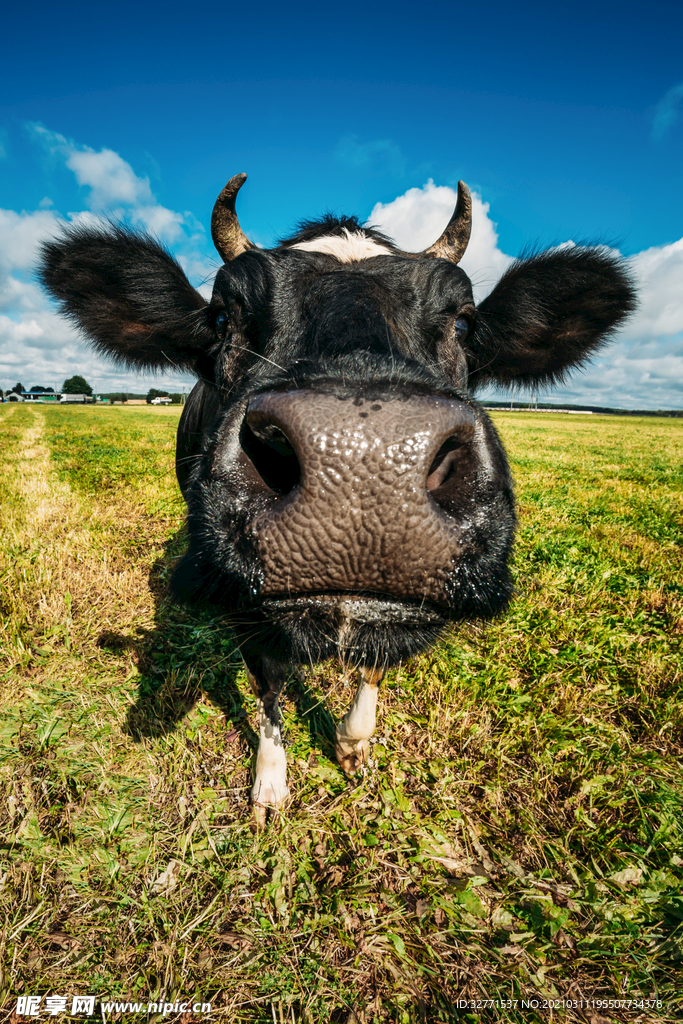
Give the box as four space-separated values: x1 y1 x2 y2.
454 317 470 342
214 310 230 339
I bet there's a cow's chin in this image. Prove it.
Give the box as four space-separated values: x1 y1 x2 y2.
253 592 449 669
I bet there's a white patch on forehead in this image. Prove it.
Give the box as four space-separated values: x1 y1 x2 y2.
290 228 395 263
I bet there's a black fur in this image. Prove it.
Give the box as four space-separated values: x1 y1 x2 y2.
39 224 211 371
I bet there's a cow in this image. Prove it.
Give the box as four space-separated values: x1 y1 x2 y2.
39 174 636 824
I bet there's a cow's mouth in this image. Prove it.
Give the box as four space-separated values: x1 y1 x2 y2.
261 592 447 625
254 591 447 668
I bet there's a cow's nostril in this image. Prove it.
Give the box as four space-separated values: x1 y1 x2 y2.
426 437 466 492
240 419 301 495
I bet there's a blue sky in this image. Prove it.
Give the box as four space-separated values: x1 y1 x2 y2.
1 0 682 407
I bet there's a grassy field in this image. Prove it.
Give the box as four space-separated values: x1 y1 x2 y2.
0 402 681 1023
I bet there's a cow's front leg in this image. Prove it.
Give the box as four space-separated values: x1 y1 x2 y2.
242 652 289 826
335 667 385 775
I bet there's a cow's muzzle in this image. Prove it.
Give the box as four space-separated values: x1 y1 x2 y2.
232 388 480 606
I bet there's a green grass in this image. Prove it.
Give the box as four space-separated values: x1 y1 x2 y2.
0 404 681 1022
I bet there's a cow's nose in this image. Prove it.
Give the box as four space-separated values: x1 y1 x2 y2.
241 389 477 604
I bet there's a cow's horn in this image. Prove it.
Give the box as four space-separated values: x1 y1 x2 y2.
410 180 472 264
211 173 255 263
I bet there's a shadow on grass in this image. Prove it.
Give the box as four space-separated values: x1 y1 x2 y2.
96 525 338 756
288 668 338 763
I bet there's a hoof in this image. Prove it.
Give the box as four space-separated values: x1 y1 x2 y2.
252 801 268 829
335 735 369 776
251 778 289 827
251 797 288 828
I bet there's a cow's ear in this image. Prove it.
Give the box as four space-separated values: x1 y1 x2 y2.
39 224 213 371
466 248 636 390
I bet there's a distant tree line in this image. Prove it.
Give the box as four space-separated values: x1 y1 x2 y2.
3 377 93 396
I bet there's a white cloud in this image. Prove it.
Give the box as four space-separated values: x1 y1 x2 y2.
0 273 48 314
623 237 683 339
367 179 513 303
66 146 155 208
28 124 187 244
130 203 185 242
0 208 60 274
367 180 683 410
30 124 152 205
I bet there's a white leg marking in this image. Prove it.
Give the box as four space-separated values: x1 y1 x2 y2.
335 667 384 775
245 668 289 824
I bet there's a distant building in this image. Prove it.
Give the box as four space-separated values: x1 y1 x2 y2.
15 391 64 403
